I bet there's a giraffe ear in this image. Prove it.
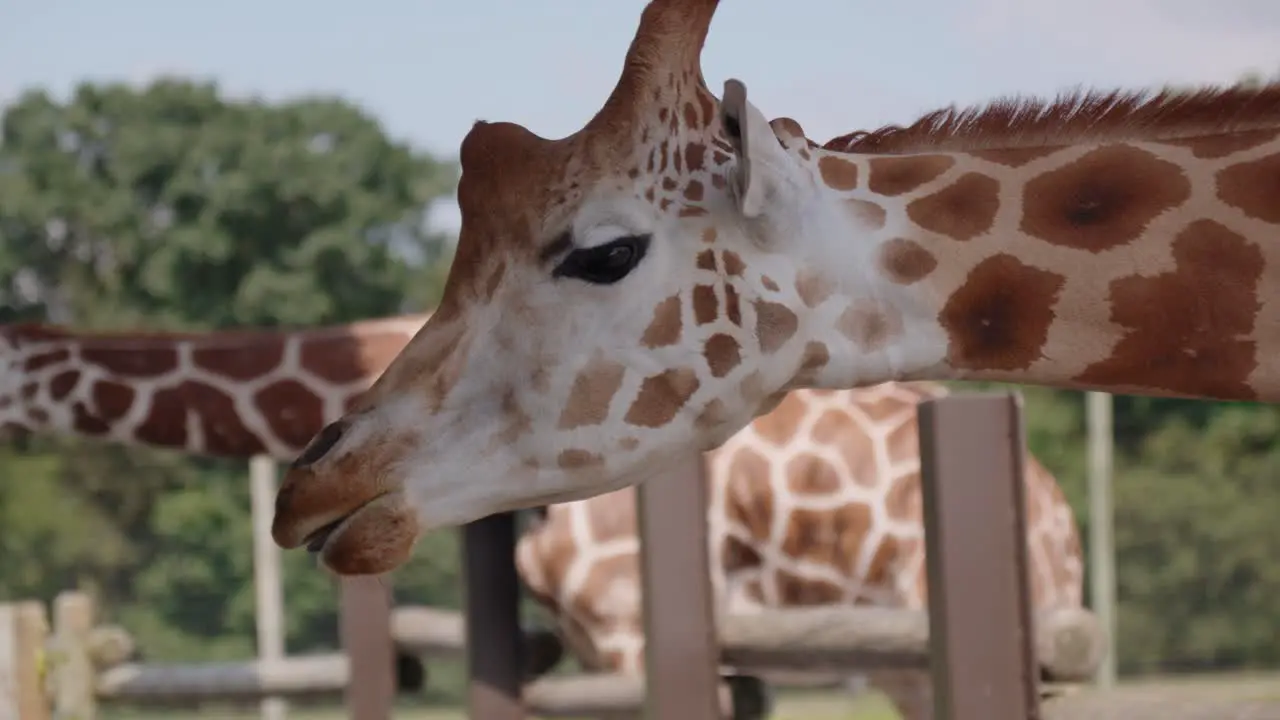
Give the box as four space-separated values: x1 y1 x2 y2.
719 79 788 221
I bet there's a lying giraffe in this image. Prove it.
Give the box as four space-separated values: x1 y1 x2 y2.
1 318 1082 718
271 0 1280 590
515 382 1082 719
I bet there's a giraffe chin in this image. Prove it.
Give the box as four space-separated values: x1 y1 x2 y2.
310 493 420 576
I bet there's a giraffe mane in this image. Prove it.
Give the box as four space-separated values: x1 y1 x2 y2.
824 79 1280 155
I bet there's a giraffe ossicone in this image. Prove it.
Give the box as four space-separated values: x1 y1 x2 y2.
272 0 1280 576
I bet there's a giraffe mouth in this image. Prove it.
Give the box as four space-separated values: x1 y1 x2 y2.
303 518 345 554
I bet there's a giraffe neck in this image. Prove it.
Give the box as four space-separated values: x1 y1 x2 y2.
791 124 1280 402
0 316 427 459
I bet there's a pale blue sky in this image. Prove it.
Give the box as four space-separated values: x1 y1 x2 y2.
4 0 1279 230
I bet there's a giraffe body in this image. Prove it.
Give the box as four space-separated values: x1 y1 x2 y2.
515 381 1083 719
269 0 1280 579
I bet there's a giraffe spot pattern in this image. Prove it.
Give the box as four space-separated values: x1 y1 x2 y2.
879 238 938 285
255 379 327 450
837 303 902 351
559 356 627 429
940 253 1066 372
623 367 701 428
969 146 1060 168
724 446 774 540
753 299 799 353
1020 145 1192 253
749 392 807 446
818 155 859 190
301 332 410 384
785 453 843 494
1074 219 1262 400
25 349 69 372
906 171 1001 241
641 295 682 348
91 382 135 422
721 536 763 573
692 285 719 325
703 333 742 378
49 371 78 400
866 154 955 196
82 346 179 377
795 270 836 308
724 284 742 326
846 199 887 230
722 251 746 277
1215 151 1280 224
193 341 286 382
1161 128 1279 160
558 449 606 469
794 341 830 385
775 568 845 605
811 408 878 488
137 382 268 455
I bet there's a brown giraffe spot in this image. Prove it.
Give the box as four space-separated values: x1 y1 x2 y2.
722 251 746 277
81 346 178 377
27 408 49 424
785 453 843 495
724 284 742 326
662 176 679 191
811 409 878 488
703 334 742 378
1074 219 1262 400
193 340 285 382
794 341 830 384
837 303 902 350
846 199 887 230
619 436 640 451
684 180 704 201
866 154 956 196
721 536 763 573
724 447 774 540
863 535 900 586
1162 128 1279 160
624 367 701 428
906 171 1001 241
701 227 717 244
25 349 69 372
692 285 719 325
685 142 707 172
754 300 798 353
775 569 845 605
696 249 717 271
71 403 110 435
750 392 807 446
641 295 682 348
558 355 627 429
741 579 766 603
301 333 406 384
795 270 836 308
940 253 1065 371
1020 144 1192 252
1215 151 1280 224
255 380 325 449
695 398 729 430
884 473 923 522
91 382 134 422
970 146 1060 167
20 383 37 401
879 238 938 285
884 420 921 466
679 206 708 218
136 382 267 455
49 371 79 400
558 449 605 469
818 155 859 190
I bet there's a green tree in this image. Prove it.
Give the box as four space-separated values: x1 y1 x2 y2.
0 77 460 665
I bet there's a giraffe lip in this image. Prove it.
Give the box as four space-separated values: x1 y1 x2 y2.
302 492 390 554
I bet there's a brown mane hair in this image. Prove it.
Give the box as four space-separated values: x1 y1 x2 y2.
823 80 1280 155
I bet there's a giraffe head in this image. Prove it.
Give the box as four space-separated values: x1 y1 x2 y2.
272 0 878 574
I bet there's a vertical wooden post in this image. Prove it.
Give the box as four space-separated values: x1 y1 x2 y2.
0 601 51 720
250 454 287 720
463 514 525 719
638 453 722 720
50 592 95 720
340 577 395 720
1086 391 1117 687
917 393 1040 720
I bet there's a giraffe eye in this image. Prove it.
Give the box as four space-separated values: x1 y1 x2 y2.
552 234 651 285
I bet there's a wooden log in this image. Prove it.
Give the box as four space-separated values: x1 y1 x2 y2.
1042 679 1280 719
522 673 752 719
390 605 565 679
97 654 349 701
718 605 1104 682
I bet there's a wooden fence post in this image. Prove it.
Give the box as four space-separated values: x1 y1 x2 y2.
0 601 51 720
50 592 95 720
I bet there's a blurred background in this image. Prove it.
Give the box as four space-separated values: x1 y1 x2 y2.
2 1 1279 718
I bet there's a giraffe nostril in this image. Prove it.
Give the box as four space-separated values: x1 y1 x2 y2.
292 418 349 469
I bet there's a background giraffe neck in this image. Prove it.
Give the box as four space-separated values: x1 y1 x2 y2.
0 315 428 460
